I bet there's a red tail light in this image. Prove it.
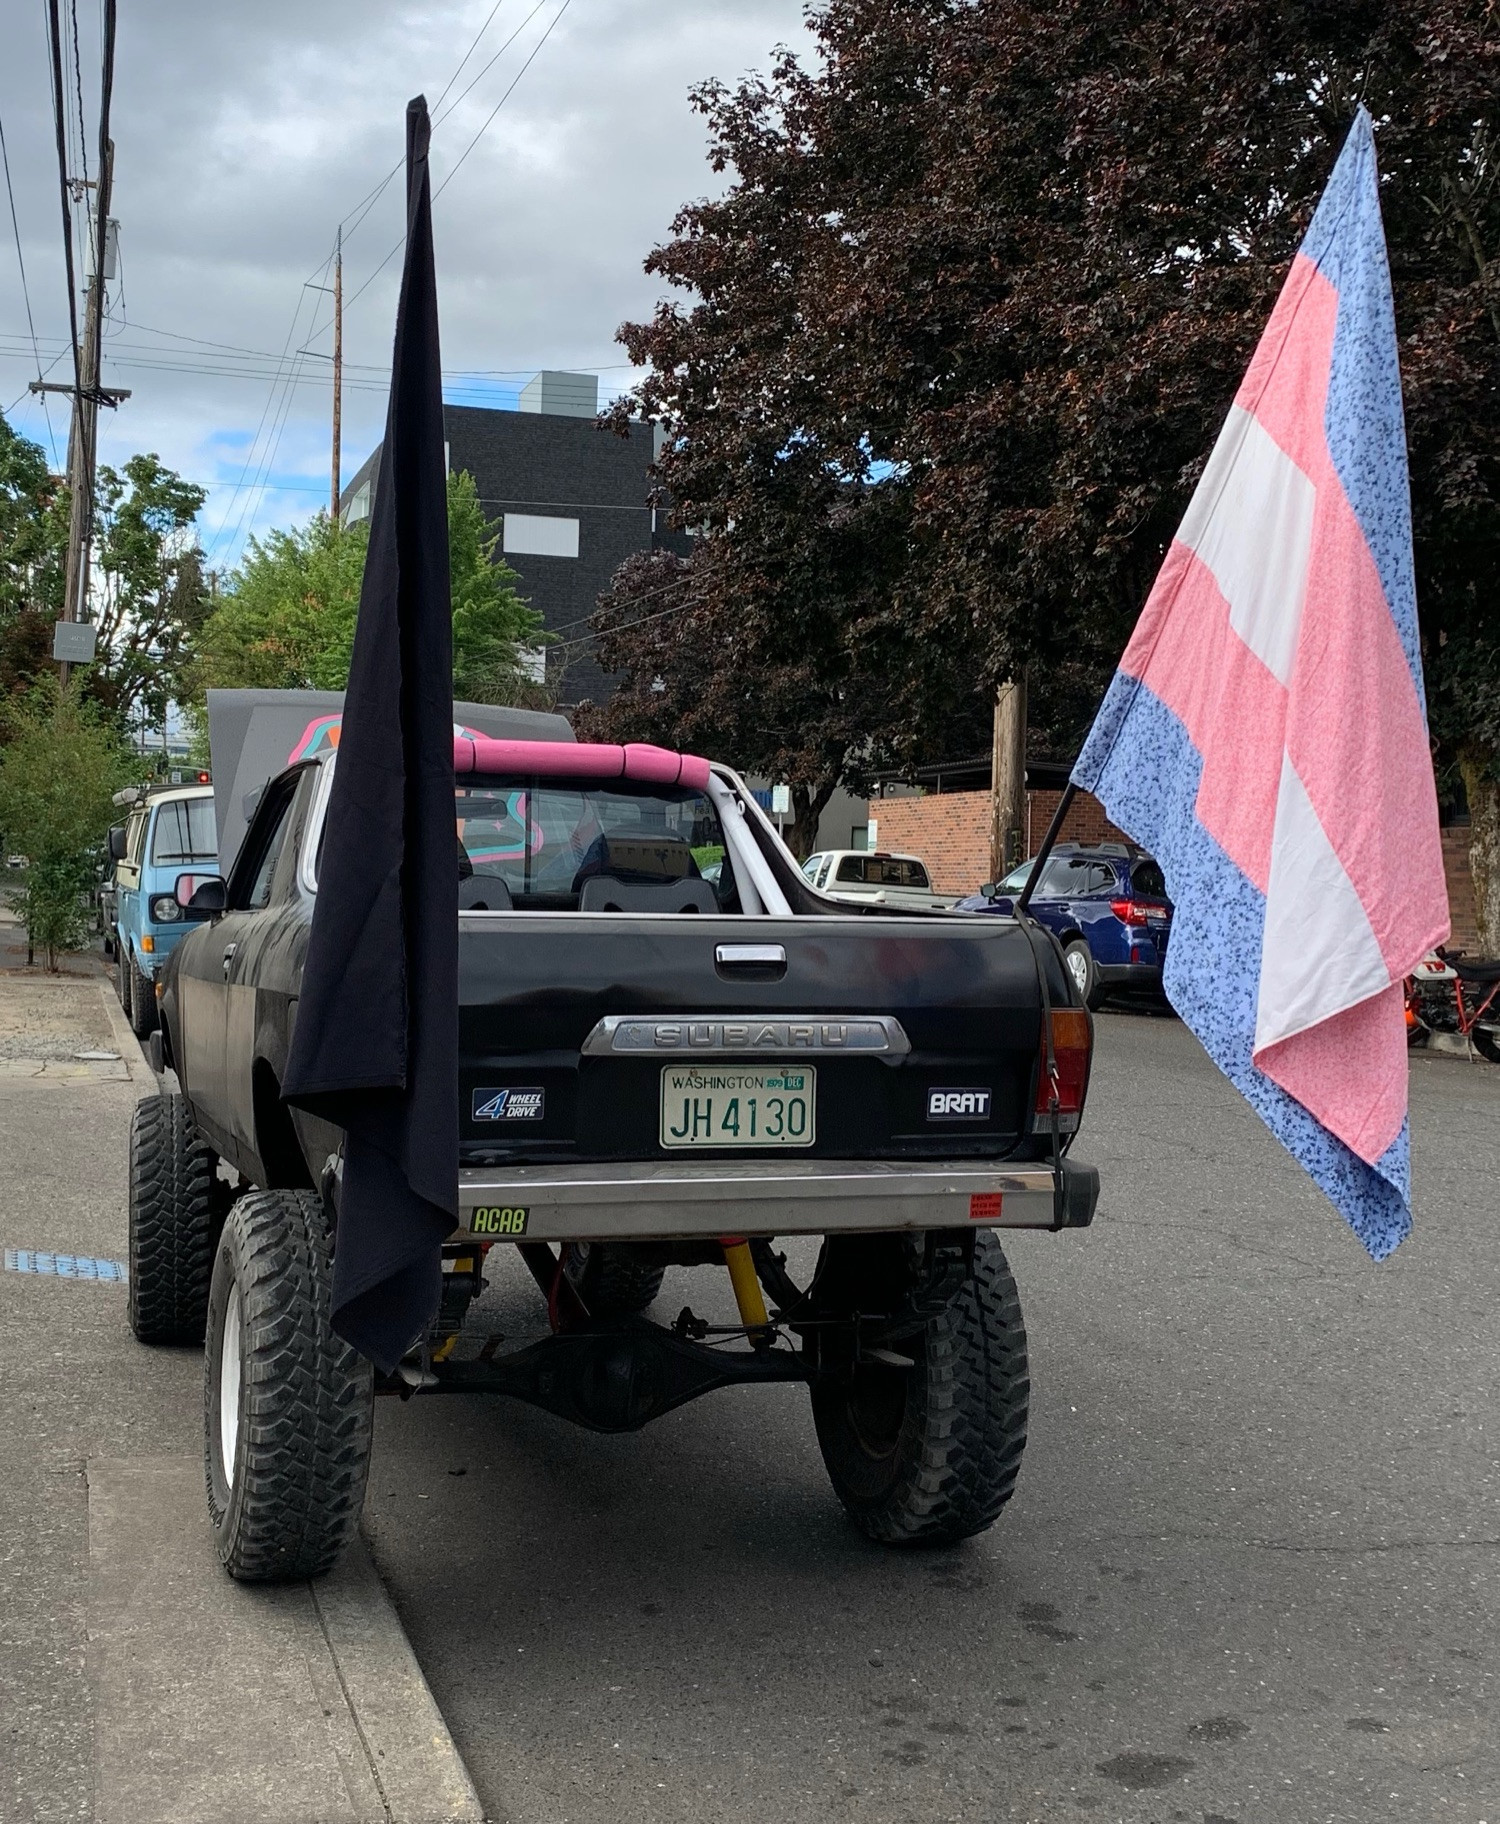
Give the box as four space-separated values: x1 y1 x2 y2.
1033 1007 1090 1134
1110 898 1166 925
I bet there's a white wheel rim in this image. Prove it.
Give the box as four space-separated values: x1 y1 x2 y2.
219 1283 242 1489
1067 949 1089 992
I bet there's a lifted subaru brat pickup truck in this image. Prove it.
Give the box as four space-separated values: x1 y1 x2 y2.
133 738 1098 1581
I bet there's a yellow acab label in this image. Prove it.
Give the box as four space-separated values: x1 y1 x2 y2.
470 1206 529 1236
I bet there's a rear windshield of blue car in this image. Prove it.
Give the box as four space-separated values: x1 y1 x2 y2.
1130 859 1167 899
151 797 217 866
455 777 728 910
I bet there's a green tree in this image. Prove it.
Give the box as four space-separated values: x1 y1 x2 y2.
192 510 369 693
88 454 210 730
0 412 66 702
0 679 136 968
610 0 1500 941
194 471 549 705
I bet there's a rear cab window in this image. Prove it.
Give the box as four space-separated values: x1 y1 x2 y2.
455 776 732 911
833 855 931 890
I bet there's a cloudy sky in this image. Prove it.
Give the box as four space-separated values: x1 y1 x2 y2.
0 0 811 572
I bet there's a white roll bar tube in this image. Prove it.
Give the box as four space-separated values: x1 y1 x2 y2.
707 770 793 916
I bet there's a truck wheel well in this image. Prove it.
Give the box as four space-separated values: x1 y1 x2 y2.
252 1060 312 1190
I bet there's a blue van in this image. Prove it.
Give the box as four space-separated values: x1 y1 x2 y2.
108 784 218 1037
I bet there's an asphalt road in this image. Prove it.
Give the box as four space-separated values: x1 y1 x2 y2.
364 1014 1500 1824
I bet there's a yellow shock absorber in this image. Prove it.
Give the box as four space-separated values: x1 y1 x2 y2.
720 1236 769 1331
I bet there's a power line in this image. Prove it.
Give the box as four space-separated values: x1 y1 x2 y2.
433 0 508 113
315 0 571 341
0 109 58 463
200 258 331 562
44 0 83 400
437 0 573 200
433 0 550 130
330 0 530 262
69 0 90 189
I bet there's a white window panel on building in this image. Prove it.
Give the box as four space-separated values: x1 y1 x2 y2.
518 646 548 684
503 513 580 559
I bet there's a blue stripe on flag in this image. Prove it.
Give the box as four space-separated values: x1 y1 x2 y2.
1299 109 1424 706
3 1249 128 1283
1076 672 1412 1259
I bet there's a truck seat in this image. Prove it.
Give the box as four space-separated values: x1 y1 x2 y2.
578 877 717 914
458 874 514 911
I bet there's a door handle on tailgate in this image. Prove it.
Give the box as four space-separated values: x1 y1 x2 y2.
715 943 786 967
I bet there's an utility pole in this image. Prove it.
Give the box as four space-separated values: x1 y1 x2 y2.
988 674 1028 887
39 0 120 686
330 225 343 520
58 144 113 683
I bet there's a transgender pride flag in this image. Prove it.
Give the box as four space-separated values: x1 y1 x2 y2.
1071 110 1448 1258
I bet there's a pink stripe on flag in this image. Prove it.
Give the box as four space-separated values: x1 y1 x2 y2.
1238 257 1448 980
1120 544 1287 893
1255 981 1408 1164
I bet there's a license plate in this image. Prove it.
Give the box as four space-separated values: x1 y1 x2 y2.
660 1065 816 1149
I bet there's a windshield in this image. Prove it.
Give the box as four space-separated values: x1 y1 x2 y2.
151 797 217 866
455 776 728 910
1130 858 1167 900
834 855 930 889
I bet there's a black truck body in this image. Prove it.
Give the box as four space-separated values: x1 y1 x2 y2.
157 753 1098 1244
139 740 1098 1577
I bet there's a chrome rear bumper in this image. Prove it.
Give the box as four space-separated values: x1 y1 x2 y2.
455 1156 1097 1243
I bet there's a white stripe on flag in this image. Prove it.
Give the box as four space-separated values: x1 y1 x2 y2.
1254 754 1391 1054
1178 405 1316 687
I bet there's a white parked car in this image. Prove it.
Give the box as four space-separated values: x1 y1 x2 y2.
802 849 959 912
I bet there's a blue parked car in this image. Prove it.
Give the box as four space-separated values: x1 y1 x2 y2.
107 784 218 1038
955 842 1173 1009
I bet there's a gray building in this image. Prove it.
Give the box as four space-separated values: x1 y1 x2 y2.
339 371 689 706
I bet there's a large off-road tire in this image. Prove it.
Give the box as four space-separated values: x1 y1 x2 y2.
564 1242 666 1317
127 951 158 1038
128 1092 220 1345
205 1190 373 1581
812 1229 1029 1546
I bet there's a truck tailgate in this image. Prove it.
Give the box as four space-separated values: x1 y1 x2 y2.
458 911 1062 1166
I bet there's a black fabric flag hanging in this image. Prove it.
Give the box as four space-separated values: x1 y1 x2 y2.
282 96 458 1372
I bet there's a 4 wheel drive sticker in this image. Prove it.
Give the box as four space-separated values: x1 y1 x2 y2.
928 1088 992 1120
470 1206 529 1236
472 1087 545 1121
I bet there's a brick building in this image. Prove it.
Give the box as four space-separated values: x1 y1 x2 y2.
870 762 1127 898
872 754 1480 934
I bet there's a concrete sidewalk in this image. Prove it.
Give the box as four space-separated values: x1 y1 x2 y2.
0 953 480 1824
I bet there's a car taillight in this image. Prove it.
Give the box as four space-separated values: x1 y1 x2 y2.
1032 1007 1090 1135
1110 898 1167 925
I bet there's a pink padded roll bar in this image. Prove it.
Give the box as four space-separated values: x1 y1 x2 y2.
453 736 711 791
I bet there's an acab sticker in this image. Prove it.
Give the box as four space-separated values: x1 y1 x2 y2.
470 1205 529 1236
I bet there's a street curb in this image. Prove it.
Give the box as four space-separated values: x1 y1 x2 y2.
96 973 158 1091
88 1456 484 1824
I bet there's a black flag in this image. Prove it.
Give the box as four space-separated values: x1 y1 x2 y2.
282 97 457 1372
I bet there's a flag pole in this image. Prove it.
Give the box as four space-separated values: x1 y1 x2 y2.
1016 783 1077 912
